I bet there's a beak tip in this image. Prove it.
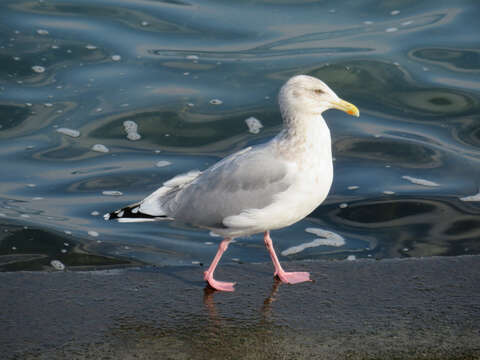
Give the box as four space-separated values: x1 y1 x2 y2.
334 99 360 118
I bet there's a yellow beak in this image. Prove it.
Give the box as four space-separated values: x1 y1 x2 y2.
331 99 360 117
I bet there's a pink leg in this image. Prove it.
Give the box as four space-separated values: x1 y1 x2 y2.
263 231 311 284
203 238 236 292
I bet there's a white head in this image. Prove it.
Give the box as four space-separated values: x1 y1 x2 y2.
279 75 359 120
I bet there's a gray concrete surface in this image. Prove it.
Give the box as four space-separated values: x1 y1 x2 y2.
1 255 480 359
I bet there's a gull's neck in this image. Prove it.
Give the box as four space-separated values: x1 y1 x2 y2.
280 108 331 142
275 109 332 161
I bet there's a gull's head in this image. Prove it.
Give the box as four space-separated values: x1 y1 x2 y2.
279 75 359 119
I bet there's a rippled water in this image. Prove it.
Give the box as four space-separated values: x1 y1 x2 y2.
1 0 480 271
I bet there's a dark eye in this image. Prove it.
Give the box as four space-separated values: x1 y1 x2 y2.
314 89 324 94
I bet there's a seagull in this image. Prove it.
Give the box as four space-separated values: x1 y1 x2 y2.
106 75 359 292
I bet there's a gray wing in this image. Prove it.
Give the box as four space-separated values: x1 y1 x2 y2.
167 143 294 228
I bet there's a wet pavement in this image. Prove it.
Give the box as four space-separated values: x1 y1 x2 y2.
1 255 480 359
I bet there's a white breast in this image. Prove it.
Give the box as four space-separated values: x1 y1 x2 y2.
221 130 333 237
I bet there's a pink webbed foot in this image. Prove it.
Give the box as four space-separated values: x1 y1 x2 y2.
203 238 236 292
275 270 311 284
204 272 236 292
264 231 312 286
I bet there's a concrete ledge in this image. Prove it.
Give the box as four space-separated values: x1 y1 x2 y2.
1 255 480 359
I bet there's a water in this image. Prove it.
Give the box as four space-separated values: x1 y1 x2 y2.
1 0 480 271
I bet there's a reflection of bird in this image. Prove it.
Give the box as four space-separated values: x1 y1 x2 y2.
107 75 359 292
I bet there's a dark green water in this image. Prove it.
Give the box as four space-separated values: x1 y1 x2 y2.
1 0 480 271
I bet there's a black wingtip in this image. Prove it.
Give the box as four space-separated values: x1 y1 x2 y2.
104 204 158 221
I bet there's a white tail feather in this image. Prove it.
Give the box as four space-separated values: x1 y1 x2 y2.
116 218 159 223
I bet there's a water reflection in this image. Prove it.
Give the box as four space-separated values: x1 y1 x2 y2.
89 279 291 360
394 88 477 117
453 118 480 148
411 48 480 72
0 104 30 131
322 197 480 258
335 137 441 168
0 223 133 271
200 279 285 359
